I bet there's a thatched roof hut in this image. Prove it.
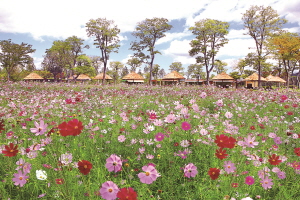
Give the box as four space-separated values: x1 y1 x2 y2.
122 72 144 83
23 72 44 80
212 72 234 80
69 74 91 80
94 73 113 80
244 73 267 88
162 71 185 85
266 75 286 83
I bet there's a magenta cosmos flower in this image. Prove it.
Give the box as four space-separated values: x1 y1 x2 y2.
184 163 198 178
12 170 29 187
100 181 119 200
30 120 48 136
155 133 165 142
181 121 191 131
138 165 160 184
245 176 255 185
105 154 122 173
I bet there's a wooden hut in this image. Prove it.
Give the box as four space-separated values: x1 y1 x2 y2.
69 74 91 81
244 73 267 88
265 75 286 88
185 79 204 85
212 72 235 88
23 72 44 81
162 71 185 85
94 73 113 83
122 72 144 84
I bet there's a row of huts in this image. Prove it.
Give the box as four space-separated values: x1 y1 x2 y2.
23 71 286 88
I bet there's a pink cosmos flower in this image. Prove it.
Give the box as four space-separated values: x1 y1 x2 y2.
118 135 126 142
30 120 48 136
224 161 236 174
138 165 160 184
59 153 73 165
184 163 198 178
277 171 286 179
164 114 176 123
224 111 233 119
100 181 119 200
245 176 255 185
200 92 207 98
155 133 165 142
243 135 259 148
105 154 122 173
181 122 191 131
12 170 29 187
260 177 273 190
215 99 223 107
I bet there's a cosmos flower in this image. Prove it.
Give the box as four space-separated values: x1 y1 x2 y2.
12 170 29 187
184 163 198 178
30 120 48 136
100 181 119 200
105 154 122 173
138 165 160 184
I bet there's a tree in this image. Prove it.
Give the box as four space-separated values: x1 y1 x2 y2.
86 18 120 84
229 71 241 80
169 62 184 74
152 64 160 80
42 49 64 81
213 60 228 74
89 56 102 74
268 31 300 86
126 57 142 72
109 61 124 84
130 17 172 85
233 58 247 76
242 5 287 87
189 19 229 85
158 68 166 79
0 39 35 81
73 55 96 78
187 63 205 82
121 66 129 78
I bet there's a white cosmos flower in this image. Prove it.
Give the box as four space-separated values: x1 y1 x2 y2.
36 170 47 180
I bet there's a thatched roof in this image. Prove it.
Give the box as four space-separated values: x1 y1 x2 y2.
122 72 144 80
23 72 44 80
212 72 234 80
69 74 91 80
94 73 113 80
162 71 185 80
266 75 286 83
244 73 267 81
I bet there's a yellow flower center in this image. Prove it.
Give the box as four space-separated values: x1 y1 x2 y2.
145 172 150 176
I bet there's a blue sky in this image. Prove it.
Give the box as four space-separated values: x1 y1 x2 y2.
1 0 300 75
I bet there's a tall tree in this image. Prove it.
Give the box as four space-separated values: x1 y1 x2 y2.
169 62 184 74
158 68 166 79
213 60 228 74
109 61 124 84
73 55 96 78
86 18 120 84
126 57 142 72
152 64 160 80
130 17 172 85
242 5 287 87
268 31 300 86
233 58 247 76
89 56 102 74
0 39 35 81
187 63 205 82
189 19 229 85
42 49 63 81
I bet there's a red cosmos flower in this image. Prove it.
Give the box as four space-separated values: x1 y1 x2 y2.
56 179 64 184
149 113 157 120
208 168 220 180
117 187 138 200
181 121 191 131
78 160 92 175
2 143 18 157
215 148 228 160
287 111 293 115
250 126 256 130
58 119 83 136
0 119 5 133
268 154 282 165
294 148 300 156
215 134 236 149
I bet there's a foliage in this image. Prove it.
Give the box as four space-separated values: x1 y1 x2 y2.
213 60 228 74
0 39 36 81
187 63 205 80
242 5 287 87
126 57 142 72
169 62 184 74
189 19 229 85
130 17 172 84
109 61 124 84
86 18 120 84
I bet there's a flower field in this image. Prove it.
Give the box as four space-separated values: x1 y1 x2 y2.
0 82 300 200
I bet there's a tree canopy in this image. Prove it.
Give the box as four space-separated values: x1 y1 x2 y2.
86 18 120 84
0 39 36 81
130 17 172 85
189 19 229 85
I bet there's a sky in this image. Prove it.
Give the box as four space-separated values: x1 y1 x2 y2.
1 0 300 75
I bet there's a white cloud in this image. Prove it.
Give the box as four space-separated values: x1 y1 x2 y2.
156 29 192 45
217 38 256 58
